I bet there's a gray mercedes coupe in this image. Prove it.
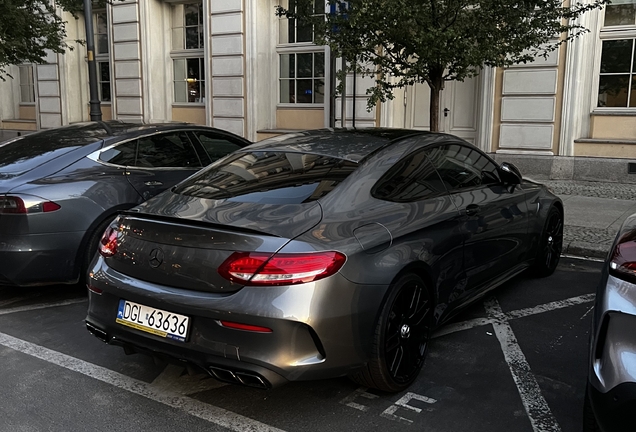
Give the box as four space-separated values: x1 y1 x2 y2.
85 128 563 392
0 121 249 286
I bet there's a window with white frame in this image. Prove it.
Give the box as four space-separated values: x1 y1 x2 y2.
18 65 35 103
94 11 111 102
597 0 636 108
171 2 205 104
278 0 326 105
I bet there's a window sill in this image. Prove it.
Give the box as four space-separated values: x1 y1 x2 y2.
592 110 636 116
276 104 325 109
19 102 36 106
172 103 206 107
575 138 636 145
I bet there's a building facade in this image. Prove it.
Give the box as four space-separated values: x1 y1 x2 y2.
1 0 635 176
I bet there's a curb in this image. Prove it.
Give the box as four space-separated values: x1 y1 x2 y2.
563 240 609 260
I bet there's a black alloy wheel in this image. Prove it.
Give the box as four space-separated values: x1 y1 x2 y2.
532 206 563 277
351 273 433 392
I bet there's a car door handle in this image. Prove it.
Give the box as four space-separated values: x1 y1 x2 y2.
465 204 480 216
144 181 163 186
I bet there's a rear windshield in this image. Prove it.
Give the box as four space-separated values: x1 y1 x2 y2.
0 123 107 173
174 151 358 204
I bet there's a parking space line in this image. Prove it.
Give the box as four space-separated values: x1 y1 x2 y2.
433 293 595 339
0 298 86 316
0 331 286 432
484 297 561 432
505 294 595 320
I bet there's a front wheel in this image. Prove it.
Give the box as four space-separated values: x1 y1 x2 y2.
530 206 563 278
350 273 433 392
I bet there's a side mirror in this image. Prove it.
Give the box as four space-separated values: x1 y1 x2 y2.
499 162 522 185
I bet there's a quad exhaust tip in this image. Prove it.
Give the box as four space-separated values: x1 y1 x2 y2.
208 366 269 389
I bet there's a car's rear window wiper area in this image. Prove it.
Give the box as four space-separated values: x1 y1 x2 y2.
173 151 358 204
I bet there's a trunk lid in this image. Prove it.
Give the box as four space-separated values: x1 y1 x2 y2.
107 196 322 293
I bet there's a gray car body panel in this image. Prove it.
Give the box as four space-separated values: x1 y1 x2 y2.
587 213 636 430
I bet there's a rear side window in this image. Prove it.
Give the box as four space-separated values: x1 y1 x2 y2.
174 151 358 204
191 131 244 162
100 141 137 165
99 132 202 168
372 149 447 202
426 144 500 191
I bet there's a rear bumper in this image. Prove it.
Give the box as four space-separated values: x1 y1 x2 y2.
0 231 84 286
86 255 388 387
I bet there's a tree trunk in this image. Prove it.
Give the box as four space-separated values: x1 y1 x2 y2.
429 84 441 132
428 70 444 132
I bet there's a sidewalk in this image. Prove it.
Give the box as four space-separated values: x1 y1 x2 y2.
541 180 636 259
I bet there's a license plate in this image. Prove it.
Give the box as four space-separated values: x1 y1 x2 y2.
116 299 190 342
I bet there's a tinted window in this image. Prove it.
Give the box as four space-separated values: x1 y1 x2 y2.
372 149 447 202
191 131 243 161
100 141 137 166
426 144 499 191
0 123 108 174
174 151 358 204
136 132 201 168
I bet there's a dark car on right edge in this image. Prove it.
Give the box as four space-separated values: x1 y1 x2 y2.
585 213 636 431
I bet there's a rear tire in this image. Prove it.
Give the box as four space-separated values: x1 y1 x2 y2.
350 273 433 392
80 217 115 286
530 206 563 278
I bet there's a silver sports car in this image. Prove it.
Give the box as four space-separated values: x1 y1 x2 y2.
85 128 563 392
0 121 249 286
585 213 636 431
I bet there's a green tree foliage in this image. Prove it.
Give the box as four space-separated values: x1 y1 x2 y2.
278 0 606 131
0 0 107 79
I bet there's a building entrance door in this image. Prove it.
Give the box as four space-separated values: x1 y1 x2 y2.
405 76 480 144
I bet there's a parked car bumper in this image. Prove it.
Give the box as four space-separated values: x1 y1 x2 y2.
85 255 388 387
0 231 85 286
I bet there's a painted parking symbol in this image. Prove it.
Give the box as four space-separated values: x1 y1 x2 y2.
339 387 379 411
381 392 437 425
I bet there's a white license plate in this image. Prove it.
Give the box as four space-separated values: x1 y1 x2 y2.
116 299 190 342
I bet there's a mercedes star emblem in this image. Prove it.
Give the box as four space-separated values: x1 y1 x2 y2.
148 248 164 268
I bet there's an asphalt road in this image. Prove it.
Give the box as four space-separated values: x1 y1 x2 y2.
0 257 600 432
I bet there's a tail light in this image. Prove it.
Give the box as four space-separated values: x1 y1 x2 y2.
218 251 346 286
99 226 119 257
609 237 636 282
0 195 61 214
218 320 272 333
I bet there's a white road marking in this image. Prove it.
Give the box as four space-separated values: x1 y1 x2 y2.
0 298 86 316
433 293 595 339
151 364 228 394
506 294 596 320
433 317 494 338
484 297 561 432
339 387 378 412
381 392 437 425
0 331 286 432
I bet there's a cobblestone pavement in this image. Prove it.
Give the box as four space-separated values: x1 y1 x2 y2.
541 180 636 258
543 180 636 201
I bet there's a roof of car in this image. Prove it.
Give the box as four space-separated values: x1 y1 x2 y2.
244 128 434 163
